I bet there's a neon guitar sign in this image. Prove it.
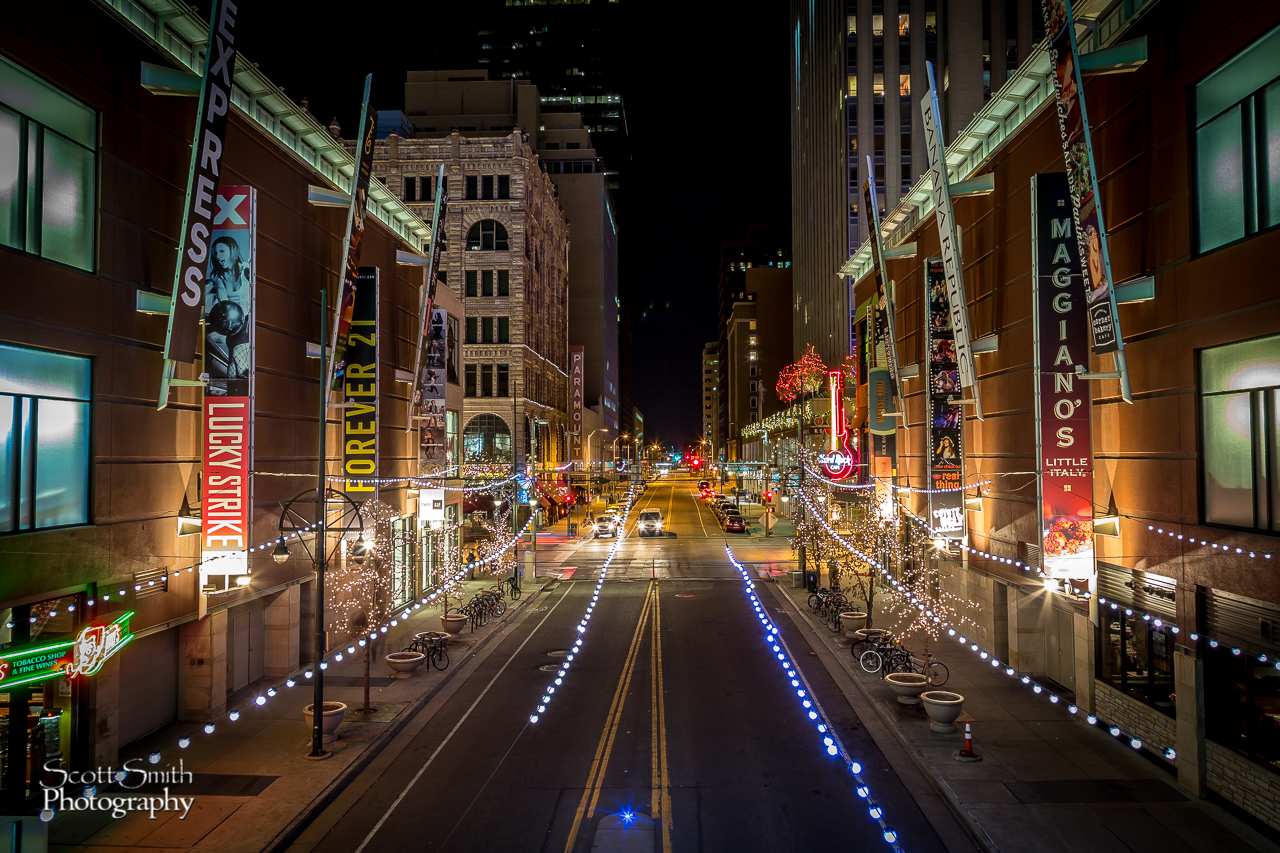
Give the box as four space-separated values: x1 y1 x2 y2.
818 370 857 480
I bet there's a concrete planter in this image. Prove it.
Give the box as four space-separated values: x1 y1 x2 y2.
885 672 930 705
441 614 467 634
303 701 347 744
921 691 965 732
841 612 867 637
385 651 425 678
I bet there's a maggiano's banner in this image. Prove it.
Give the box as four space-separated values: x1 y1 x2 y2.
344 267 379 496
160 0 240 407
1033 173 1094 580
926 259 965 536
201 186 255 579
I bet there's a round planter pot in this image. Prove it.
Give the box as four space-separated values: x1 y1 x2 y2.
303 701 347 744
441 614 467 634
841 612 867 637
385 651 425 678
885 672 930 706
921 691 965 732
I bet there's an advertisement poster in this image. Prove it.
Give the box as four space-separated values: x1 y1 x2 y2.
1041 0 1124 358
417 307 448 471
1033 173 1094 579
328 74 377 392
161 0 240 378
570 347 585 462
201 185 254 578
343 268 378 497
926 259 966 536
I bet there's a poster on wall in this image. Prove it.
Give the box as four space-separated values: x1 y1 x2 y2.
343 267 378 498
1032 173 1094 580
926 259 966 536
201 186 255 578
569 347 585 462
1041 0 1130 402
417 307 448 472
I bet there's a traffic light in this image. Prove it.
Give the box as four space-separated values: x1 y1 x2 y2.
764 490 774 502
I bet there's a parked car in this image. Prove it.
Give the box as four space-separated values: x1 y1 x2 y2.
724 513 746 533
594 516 618 538
637 509 665 537
605 504 622 521
697 480 710 491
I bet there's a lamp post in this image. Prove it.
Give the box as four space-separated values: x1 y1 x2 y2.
532 418 548 555
610 433 629 501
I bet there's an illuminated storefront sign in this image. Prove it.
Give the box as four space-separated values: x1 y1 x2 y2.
344 267 379 496
0 613 134 689
818 370 857 480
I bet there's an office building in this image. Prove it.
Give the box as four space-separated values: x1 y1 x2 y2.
702 342 719 456
725 267 794 461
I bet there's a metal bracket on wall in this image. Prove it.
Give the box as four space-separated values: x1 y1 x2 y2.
883 242 917 260
897 363 921 379
396 250 430 266
140 62 201 96
1115 275 1155 304
1074 365 1123 381
136 291 173 315
305 342 322 358
1079 36 1148 76
972 334 999 354
949 173 995 198
308 185 352 208
394 369 414 383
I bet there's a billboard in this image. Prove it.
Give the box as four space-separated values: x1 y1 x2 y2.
926 259 966 536
1032 173 1094 580
201 186 254 579
160 0 241 406
569 347 585 462
343 268 379 497
416 307 448 472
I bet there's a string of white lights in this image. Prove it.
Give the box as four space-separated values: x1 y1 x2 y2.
798 461 991 494
725 547 903 850
1145 525 1273 560
529 482 638 725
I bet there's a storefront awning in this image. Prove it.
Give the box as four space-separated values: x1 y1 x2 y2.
538 495 553 509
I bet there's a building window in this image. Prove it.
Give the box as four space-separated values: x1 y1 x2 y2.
481 364 493 396
481 270 494 296
422 175 434 201
447 316 460 384
498 269 510 296
482 317 494 343
899 74 911 96
462 413 512 462
403 177 415 201
465 175 478 199
465 364 477 396
498 175 510 199
749 351 757 361
0 56 97 272
566 142 581 149
481 175 494 199
749 335 758 346
750 396 758 409
0 344 91 533
446 409 459 464
847 75 858 98
1098 611 1176 718
749 365 757 377
545 142 560 150
497 364 509 396
498 316 510 343
1200 334 1280 531
1192 25 1280 253
465 317 478 343
466 270 478 297
750 381 757 392
466 220 509 251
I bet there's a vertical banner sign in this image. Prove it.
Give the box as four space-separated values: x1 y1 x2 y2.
343 268 379 497
201 186 255 578
926 259 966 536
818 370 856 479
867 366 897 481
416 307 448 472
862 158 901 398
1032 174 1094 580
569 347 585 462
159 0 239 409
920 62 981 420
328 74 377 394
1041 0 1131 402
411 162 449 428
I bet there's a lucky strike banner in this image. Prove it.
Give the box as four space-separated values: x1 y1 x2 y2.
570 347 585 462
1041 0 1123 356
416 307 448 472
201 186 254 578
343 268 379 496
1033 173 1094 580
926 259 965 536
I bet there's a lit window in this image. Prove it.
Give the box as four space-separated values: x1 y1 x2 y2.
847 75 857 98
872 14 883 35
898 14 909 35
847 15 856 35
0 344 92 533
900 74 911 97
749 336 758 346
749 351 757 361
873 74 885 95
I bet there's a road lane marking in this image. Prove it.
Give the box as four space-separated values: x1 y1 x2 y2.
563 582 655 852
350 582 574 853
655 581 673 853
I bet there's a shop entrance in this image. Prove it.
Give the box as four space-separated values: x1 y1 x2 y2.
1045 605 1076 692
229 608 265 693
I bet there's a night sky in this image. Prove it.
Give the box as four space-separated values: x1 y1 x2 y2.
240 1 790 449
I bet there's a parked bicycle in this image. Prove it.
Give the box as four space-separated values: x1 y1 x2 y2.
405 631 450 670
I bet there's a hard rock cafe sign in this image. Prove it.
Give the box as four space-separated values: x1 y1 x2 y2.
817 370 857 480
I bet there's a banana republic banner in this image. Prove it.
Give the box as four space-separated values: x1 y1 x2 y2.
343 268 379 497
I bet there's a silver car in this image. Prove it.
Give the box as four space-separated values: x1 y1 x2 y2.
593 516 618 539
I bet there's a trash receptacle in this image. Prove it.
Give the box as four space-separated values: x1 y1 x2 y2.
806 570 818 593
790 570 804 589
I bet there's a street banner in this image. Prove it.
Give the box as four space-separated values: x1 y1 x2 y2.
1032 173 1094 580
159 0 240 408
570 347 585 462
327 74 377 393
343 267 379 497
201 185 254 579
416 307 448 471
411 162 448 424
1041 0 1131 401
920 63 981 420
418 488 445 523
867 366 897 481
926 259 966 536
862 159 900 400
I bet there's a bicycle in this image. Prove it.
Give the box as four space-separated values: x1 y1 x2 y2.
858 633 904 675
405 632 450 670
907 650 949 686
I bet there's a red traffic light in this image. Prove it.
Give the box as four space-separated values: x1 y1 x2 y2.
764 491 774 501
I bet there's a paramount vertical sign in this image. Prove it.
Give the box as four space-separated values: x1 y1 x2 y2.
343 268 379 496
160 0 239 408
1033 174 1094 580
569 347 585 462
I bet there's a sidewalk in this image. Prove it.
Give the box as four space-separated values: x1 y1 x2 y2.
46 575 550 853
764 575 1280 853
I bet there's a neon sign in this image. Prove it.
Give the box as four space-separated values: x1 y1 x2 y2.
0 612 134 689
818 370 857 480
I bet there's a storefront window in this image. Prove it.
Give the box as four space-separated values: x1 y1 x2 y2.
1206 645 1280 772
1098 609 1176 717
390 516 414 607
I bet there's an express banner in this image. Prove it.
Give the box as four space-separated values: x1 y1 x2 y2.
342 268 379 496
1041 0 1124 360
1033 173 1094 580
328 74 376 393
416 307 448 471
201 188 254 577
569 347 585 462
926 259 965 536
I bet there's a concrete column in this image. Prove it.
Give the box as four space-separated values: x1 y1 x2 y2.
1175 647 1208 796
90 655 120 768
263 586 301 677
1073 608 1096 714
992 581 1010 663
179 612 227 721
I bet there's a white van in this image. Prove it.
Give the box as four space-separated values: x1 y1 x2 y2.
637 509 664 537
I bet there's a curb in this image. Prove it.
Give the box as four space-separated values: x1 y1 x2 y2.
761 579 997 853
262 581 552 853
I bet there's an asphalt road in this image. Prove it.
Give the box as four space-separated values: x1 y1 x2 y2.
297 476 953 853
